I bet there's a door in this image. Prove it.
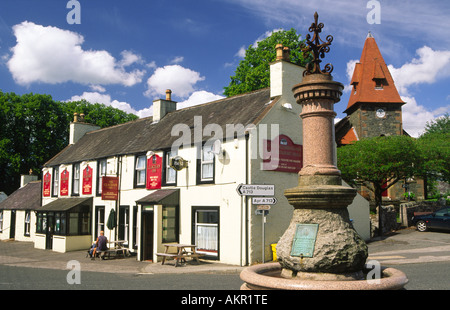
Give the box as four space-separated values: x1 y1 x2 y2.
46 213 54 250
9 210 16 239
142 211 154 261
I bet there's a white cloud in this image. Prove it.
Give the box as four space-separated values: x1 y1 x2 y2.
170 56 184 64
388 46 450 96
119 50 143 68
7 22 145 86
67 91 153 118
176 91 224 110
386 46 450 137
145 64 205 98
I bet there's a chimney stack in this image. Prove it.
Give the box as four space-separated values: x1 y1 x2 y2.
270 45 305 98
69 112 100 144
20 170 38 188
153 89 177 123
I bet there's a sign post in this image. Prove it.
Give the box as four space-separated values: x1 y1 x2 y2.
237 184 275 263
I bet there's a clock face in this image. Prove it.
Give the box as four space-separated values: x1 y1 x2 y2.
376 108 386 118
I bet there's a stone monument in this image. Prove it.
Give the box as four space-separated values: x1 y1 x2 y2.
240 12 408 289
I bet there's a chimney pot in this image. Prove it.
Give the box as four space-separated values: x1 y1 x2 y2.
80 113 85 122
73 113 79 122
276 44 284 60
166 89 172 101
283 46 290 62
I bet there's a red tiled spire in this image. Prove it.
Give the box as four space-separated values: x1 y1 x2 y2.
345 33 404 113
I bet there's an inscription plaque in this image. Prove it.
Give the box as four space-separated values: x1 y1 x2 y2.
290 223 319 257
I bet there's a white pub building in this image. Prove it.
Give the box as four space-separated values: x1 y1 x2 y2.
35 46 369 265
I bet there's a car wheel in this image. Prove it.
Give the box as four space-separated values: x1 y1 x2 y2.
416 220 428 232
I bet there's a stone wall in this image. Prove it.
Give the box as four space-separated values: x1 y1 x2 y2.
399 200 447 228
370 205 399 237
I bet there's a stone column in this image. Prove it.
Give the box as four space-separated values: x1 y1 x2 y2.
276 73 368 280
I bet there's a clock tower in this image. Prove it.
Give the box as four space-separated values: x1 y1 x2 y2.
336 32 405 145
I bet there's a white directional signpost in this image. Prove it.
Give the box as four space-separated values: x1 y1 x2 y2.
237 184 276 262
236 184 275 196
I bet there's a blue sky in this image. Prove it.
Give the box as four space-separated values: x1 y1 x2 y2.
0 0 449 137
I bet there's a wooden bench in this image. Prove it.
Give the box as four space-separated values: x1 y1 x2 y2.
89 248 128 260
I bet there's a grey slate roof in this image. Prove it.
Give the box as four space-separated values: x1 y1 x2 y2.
45 88 277 167
0 181 41 211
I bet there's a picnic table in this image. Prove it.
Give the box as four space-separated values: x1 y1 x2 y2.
156 243 205 267
90 240 130 260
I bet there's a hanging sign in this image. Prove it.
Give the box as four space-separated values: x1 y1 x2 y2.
262 134 303 173
43 172 51 197
60 169 70 196
102 176 119 200
146 154 162 190
82 165 93 195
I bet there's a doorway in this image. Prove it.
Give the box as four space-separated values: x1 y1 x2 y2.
46 212 54 250
142 211 154 261
9 210 16 239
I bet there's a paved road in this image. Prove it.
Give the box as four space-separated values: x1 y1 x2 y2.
1 227 449 292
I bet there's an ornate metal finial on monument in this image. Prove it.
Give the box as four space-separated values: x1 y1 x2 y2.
302 12 334 76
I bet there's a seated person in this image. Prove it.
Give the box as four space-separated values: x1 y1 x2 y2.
92 231 108 259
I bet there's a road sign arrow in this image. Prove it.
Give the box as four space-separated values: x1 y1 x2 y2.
236 184 275 196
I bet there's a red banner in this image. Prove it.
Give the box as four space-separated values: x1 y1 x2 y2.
82 165 93 195
146 155 162 190
60 169 70 196
102 176 119 200
263 135 303 173
43 172 51 197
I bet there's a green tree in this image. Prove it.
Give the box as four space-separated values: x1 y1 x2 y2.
0 92 138 195
224 28 311 97
337 135 420 208
416 114 450 197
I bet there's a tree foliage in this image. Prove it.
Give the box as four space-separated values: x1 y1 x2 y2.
0 91 138 195
223 28 311 97
416 114 450 185
337 135 420 207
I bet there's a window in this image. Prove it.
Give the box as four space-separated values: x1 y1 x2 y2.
97 159 107 195
54 212 66 235
72 163 80 196
0 211 3 232
163 149 177 185
193 208 219 258
95 206 105 237
36 212 47 234
135 155 146 187
24 211 31 236
197 144 215 184
162 205 179 243
119 206 129 244
52 167 59 197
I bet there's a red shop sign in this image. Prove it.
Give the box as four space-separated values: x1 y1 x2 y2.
262 134 303 173
43 172 51 197
146 155 162 190
82 165 93 195
102 176 119 200
60 169 70 196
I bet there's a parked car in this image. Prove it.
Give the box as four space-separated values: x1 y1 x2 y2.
412 207 450 232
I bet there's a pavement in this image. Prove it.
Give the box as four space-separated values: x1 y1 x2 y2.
0 240 245 275
1 227 449 275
